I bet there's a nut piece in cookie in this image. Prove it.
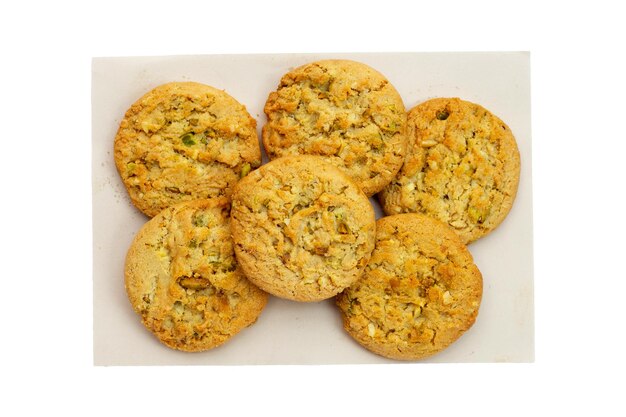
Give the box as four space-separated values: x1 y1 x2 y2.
336 213 483 360
230 155 376 302
115 82 261 217
263 60 407 196
124 198 268 352
379 97 520 243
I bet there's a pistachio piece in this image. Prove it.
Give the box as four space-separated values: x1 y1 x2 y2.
385 121 397 132
450 220 467 229
173 301 184 314
227 292 241 308
338 221 349 234
192 214 208 227
468 206 488 224
196 132 208 144
369 133 384 150
240 163 251 178
180 132 196 146
178 276 211 290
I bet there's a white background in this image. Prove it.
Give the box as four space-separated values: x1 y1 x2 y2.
1 0 624 415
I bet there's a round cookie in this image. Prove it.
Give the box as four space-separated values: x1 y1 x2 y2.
230 155 376 302
262 59 407 196
125 197 267 352
336 213 483 361
379 97 520 244
115 81 261 217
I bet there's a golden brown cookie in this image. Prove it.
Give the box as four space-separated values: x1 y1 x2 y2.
230 155 376 302
262 60 407 196
115 82 261 217
125 198 267 352
379 98 520 243
336 213 483 360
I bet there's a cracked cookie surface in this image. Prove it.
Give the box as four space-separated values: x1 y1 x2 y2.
379 98 520 243
115 82 261 217
125 198 267 352
336 213 482 360
230 155 376 302
262 60 407 196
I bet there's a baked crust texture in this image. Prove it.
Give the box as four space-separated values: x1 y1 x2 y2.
115 82 261 217
125 198 267 352
230 155 376 302
263 60 407 196
379 97 520 243
336 213 483 360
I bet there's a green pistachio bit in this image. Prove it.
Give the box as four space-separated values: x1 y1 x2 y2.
196 132 207 144
380 120 400 133
192 214 208 227
210 257 236 272
436 110 450 120
468 207 488 224
240 163 251 178
370 133 384 150
180 132 196 146
188 239 198 248
126 162 136 173
329 258 342 269
468 207 480 223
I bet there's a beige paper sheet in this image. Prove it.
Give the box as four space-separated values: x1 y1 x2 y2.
92 52 533 365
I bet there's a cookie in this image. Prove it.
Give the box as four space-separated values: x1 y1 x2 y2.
336 213 483 360
114 81 261 217
230 155 376 302
124 197 267 352
379 97 520 243
262 59 407 196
